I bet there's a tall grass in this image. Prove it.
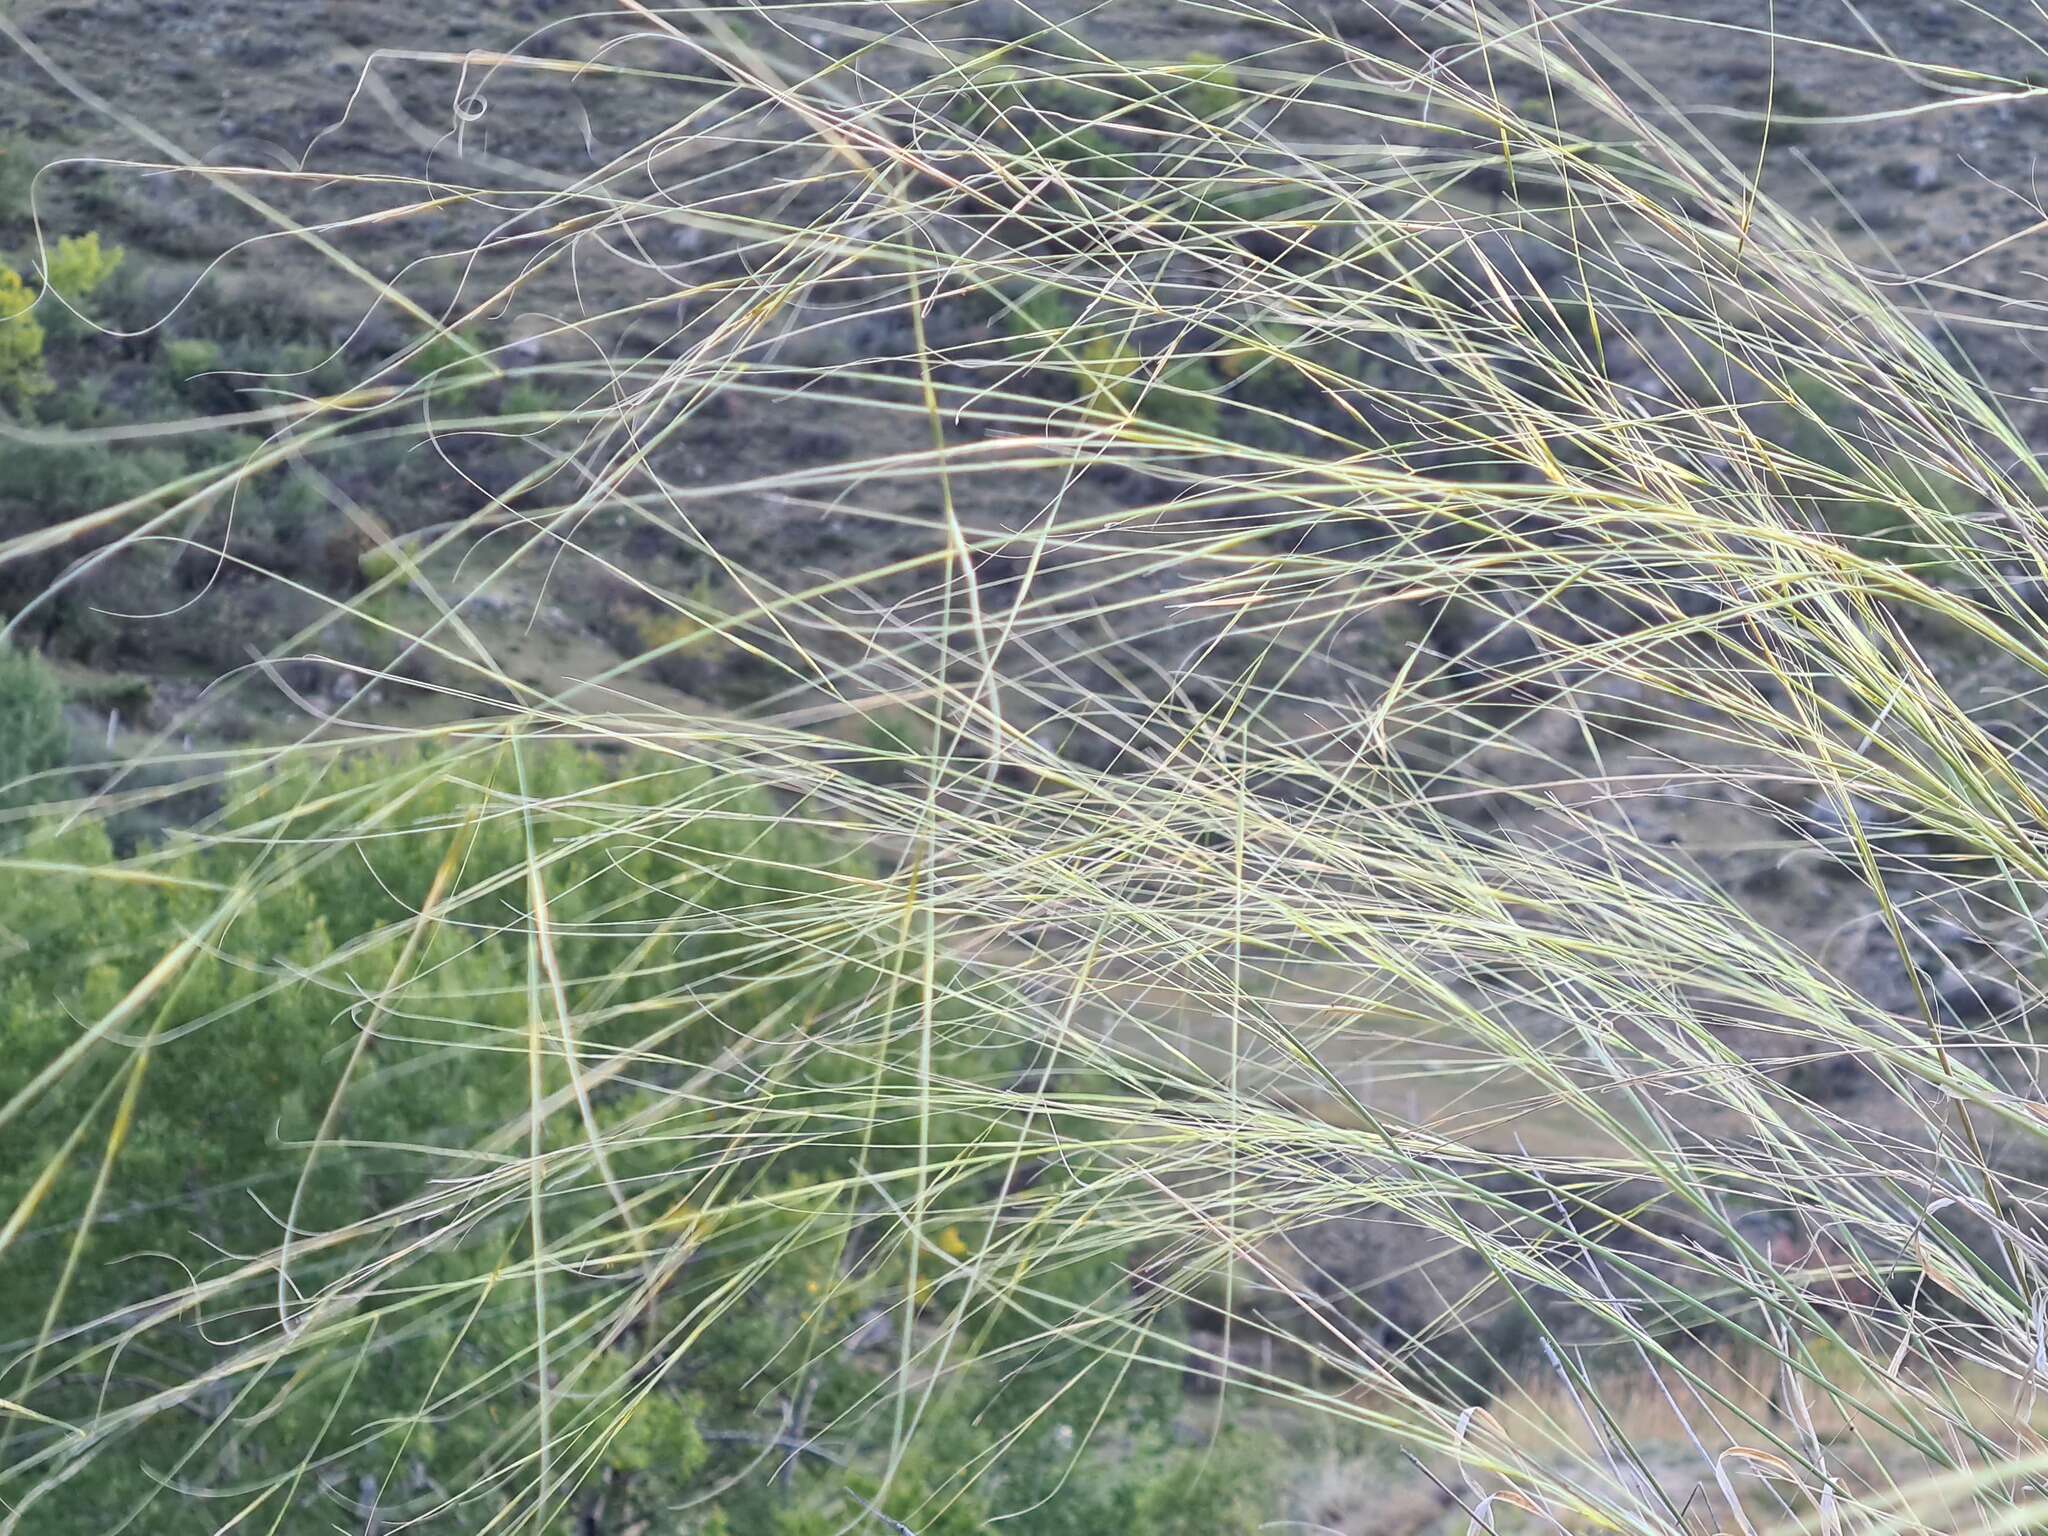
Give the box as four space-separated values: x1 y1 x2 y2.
7 0 2048 1531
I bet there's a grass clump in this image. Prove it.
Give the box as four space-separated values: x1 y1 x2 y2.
14 9 2048 1536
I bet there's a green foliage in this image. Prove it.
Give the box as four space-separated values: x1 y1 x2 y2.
999 285 1083 357
0 231 126 402
850 703 928 784
30 373 113 431
245 466 327 549
1032 121 1132 182
1771 368 1973 573
1179 181 1331 267
994 289 1222 436
950 65 1141 184
0 642 68 817
158 334 223 386
412 326 493 400
952 64 1100 132
627 581 803 702
1140 357 1224 439
0 262 51 411
1075 336 1223 437
0 743 1224 1535
1135 1435 1282 1536
0 747 837 1530
0 136 33 231
42 232 125 313
1171 53 1240 121
176 274 332 354
63 669 152 713
1215 325 1336 449
1 439 190 519
1079 330 1146 408
961 53 1240 142
155 334 248 415
498 376 559 419
272 338 358 396
0 432 202 665
603 1389 708 1478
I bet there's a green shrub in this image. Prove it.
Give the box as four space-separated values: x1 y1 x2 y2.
953 64 1103 132
411 326 493 400
0 135 33 230
1171 52 1241 121
1139 356 1224 439
250 467 326 549
29 230 126 351
1081 339 1223 437
0 642 69 817
31 373 109 430
1000 285 1084 356
64 670 152 714
1218 324 1325 422
1129 1434 1284 1536
0 440 190 524
0 262 51 411
41 231 124 314
239 338 362 401
156 334 232 408
174 274 331 352
951 64 1142 185
498 375 560 420
992 287 1225 436
0 740 1198 1535
1079 329 1146 407
848 702 928 784
159 334 223 381
627 583 801 702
